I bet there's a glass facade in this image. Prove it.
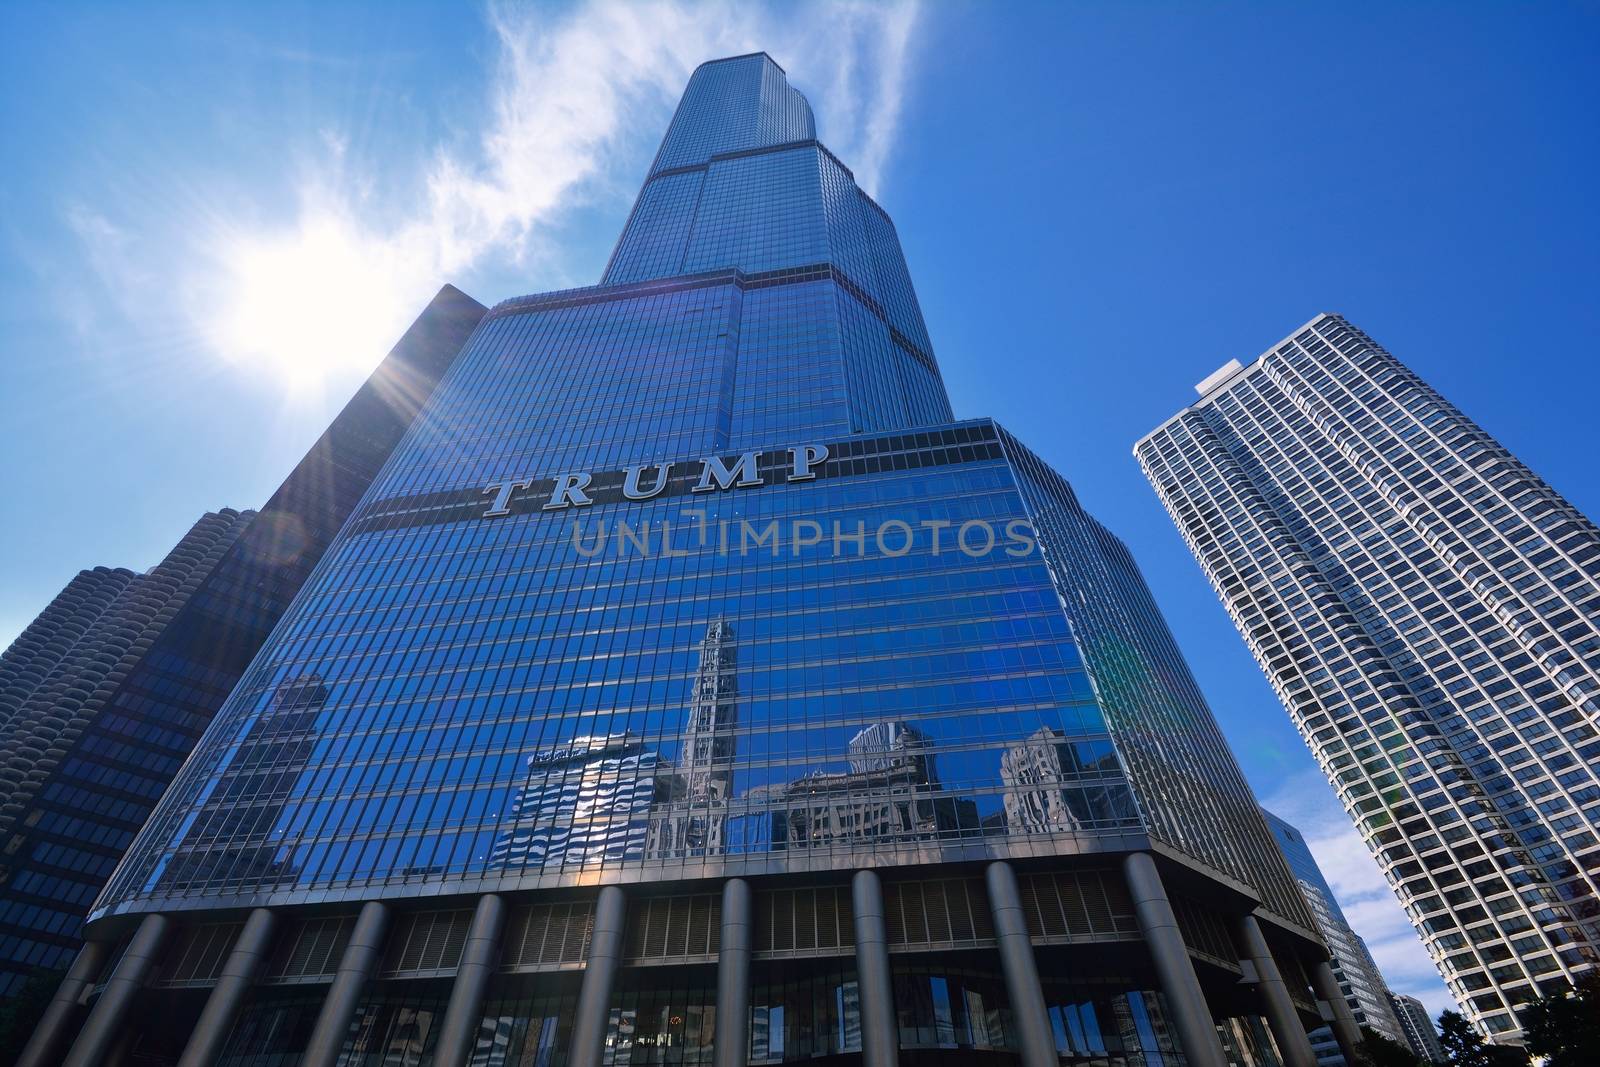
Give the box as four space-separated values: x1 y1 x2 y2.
47 54 1332 1067
1138 313 1600 1039
105 420 1153 902
99 56 1299 935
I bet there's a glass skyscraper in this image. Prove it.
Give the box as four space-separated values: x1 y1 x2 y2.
1262 809 1407 1065
1137 314 1600 1042
30 56 1358 1067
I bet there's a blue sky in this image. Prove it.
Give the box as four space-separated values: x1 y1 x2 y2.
4 0 1597 1019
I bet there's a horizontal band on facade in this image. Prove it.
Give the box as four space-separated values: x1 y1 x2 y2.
691 51 785 75
648 137 855 184
129 865 1243 989
344 422 1002 536
484 259 939 374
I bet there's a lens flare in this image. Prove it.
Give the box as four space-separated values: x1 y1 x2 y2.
207 213 409 391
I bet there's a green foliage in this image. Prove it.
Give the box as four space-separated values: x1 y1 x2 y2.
1436 1010 1526 1067
1356 1024 1426 1067
1519 975 1600 1067
0 969 63 1067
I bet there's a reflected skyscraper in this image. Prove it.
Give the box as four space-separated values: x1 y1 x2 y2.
490 734 665 872
1000 728 1117 834
758 721 966 850
32 55 1359 1067
649 620 739 859
156 674 333 893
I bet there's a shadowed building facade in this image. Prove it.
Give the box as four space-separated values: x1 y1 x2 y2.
0 287 483 1011
31 55 1354 1067
0 513 255 997
1137 316 1600 1042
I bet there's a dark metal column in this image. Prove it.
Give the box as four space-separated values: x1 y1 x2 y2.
104 1024 136 1067
433 894 507 1067
1311 957 1365 1065
302 901 390 1067
176 907 277 1067
851 869 899 1067
714 878 752 1067
1121 853 1228 1067
1235 914 1316 1067
985 861 1058 1067
13 937 111 1067
61 913 171 1067
570 885 627 1067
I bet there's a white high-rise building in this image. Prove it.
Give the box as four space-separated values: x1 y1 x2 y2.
1391 992 1446 1063
1263 809 1407 1065
1139 314 1600 1040
1297 883 1404 1052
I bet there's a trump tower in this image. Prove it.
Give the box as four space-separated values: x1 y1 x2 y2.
24 55 1362 1067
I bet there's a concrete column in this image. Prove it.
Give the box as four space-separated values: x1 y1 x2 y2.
302 901 390 1067
1311 957 1365 1066
432 895 507 1067
176 908 277 1067
850 869 899 1067
714 878 752 1067
13 938 111 1067
1121 853 1228 1067
985 861 1058 1067
61 912 171 1067
570 885 627 1067
1235 914 1317 1067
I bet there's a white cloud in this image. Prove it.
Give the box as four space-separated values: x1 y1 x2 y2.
64 207 166 340
66 0 923 394
761 0 920 195
1262 768 1461 1021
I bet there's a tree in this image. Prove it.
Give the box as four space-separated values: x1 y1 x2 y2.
0 968 64 1067
1356 1024 1425 1067
1519 975 1600 1067
1436 1010 1526 1067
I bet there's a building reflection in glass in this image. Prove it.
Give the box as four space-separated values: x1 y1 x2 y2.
1000 727 1127 834
490 621 746 872
485 622 1142 872
647 621 737 860
752 721 974 850
748 962 862 1063
151 673 329 893
1001 727 1084 834
488 733 664 871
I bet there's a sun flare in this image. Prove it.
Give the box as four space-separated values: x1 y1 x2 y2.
208 214 410 391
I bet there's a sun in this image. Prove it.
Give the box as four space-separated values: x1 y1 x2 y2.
207 212 411 392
